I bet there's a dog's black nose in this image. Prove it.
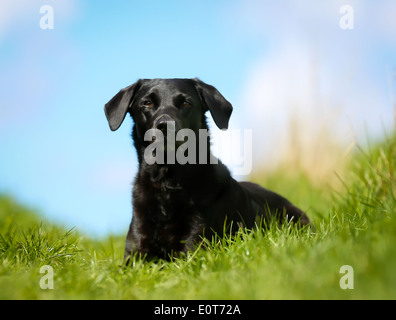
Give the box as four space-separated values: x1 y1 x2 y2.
154 116 175 133
156 119 168 132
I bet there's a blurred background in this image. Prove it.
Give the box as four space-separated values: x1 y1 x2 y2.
1 0 395 236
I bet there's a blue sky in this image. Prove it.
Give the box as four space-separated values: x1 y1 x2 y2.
1 0 395 235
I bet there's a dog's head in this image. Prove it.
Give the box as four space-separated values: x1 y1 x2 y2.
104 78 233 140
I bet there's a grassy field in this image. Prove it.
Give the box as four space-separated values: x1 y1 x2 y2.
1 133 395 300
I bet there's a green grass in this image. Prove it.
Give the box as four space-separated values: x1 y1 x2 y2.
1 134 395 299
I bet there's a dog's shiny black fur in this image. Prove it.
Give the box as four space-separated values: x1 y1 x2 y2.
105 78 310 262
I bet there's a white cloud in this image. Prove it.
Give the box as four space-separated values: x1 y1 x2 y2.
90 159 135 194
0 0 80 131
228 0 396 172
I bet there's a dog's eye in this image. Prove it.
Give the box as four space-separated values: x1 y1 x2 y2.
143 100 153 107
182 101 191 107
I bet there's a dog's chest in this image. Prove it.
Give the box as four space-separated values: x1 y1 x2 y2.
134 181 203 258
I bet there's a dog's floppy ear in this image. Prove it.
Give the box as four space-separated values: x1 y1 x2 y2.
193 78 233 130
104 80 141 131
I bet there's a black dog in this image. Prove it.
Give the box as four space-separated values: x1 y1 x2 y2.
105 78 310 262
